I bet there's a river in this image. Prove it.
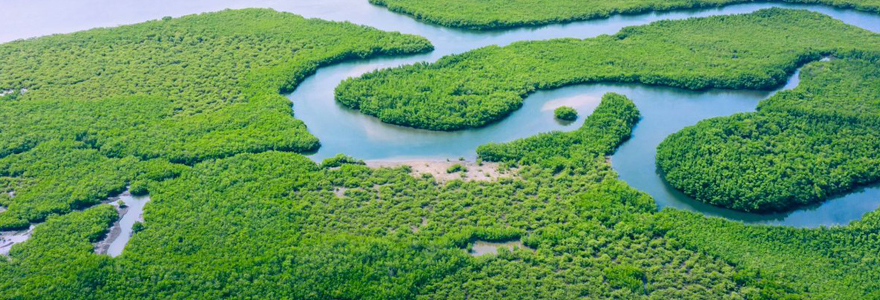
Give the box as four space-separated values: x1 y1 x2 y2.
3 1 879 228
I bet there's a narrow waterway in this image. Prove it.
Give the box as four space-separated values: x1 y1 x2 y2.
95 191 151 257
3 1 880 228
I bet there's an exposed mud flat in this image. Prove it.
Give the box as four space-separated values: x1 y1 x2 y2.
0 225 34 255
366 160 515 183
468 239 534 256
411 217 428 233
332 187 348 197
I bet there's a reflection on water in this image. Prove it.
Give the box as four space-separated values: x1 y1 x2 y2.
608 71 880 228
279 3 880 228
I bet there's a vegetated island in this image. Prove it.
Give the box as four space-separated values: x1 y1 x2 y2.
554 106 578 121
336 8 880 131
0 9 431 230
370 0 880 30
657 58 880 212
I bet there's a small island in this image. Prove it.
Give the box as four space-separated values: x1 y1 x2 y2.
554 106 578 121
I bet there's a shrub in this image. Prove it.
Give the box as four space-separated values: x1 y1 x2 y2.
554 106 578 121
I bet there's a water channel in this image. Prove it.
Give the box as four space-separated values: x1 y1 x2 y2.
3 1 880 228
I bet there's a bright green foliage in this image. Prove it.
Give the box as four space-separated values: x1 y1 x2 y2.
336 9 880 130
0 8 431 164
657 59 880 212
371 0 880 29
604 264 647 294
0 99 804 299
2 6 879 300
0 9 431 229
0 205 117 298
554 106 578 121
478 93 639 166
658 209 880 299
0 141 136 230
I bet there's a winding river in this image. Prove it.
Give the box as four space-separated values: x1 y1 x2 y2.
4 1 880 228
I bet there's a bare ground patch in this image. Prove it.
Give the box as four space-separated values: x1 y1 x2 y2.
365 160 515 183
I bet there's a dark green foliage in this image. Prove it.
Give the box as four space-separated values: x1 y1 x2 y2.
554 106 578 121
657 59 880 212
130 222 145 234
336 9 880 130
129 181 149 196
446 164 466 173
371 0 880 29
0 9 431 229
320 154 366 168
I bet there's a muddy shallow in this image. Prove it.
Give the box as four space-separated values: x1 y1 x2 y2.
0 225 33 255
94 191 151 257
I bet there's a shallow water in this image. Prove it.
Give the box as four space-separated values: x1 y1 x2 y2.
95 192 151 257
0 225 33 256
4 1 880 227
281 2 880 227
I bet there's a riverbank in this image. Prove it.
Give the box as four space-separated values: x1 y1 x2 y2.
93 191 151 257
366 160 515 182
93 204 130 255
0 225 33 255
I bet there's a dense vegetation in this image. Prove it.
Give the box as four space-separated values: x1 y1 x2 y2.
370 0 880 29
3 6 880 300
0 9 431 229
554 106 578 121
4 89 877 299
336 9 880 130
657 209 880 299
0 98 807 299
657 58 880 212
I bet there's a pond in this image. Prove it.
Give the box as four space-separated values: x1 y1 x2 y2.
3 0 879 228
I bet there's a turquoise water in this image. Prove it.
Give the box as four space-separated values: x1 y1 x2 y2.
3 1 880 227
283 2 880 227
